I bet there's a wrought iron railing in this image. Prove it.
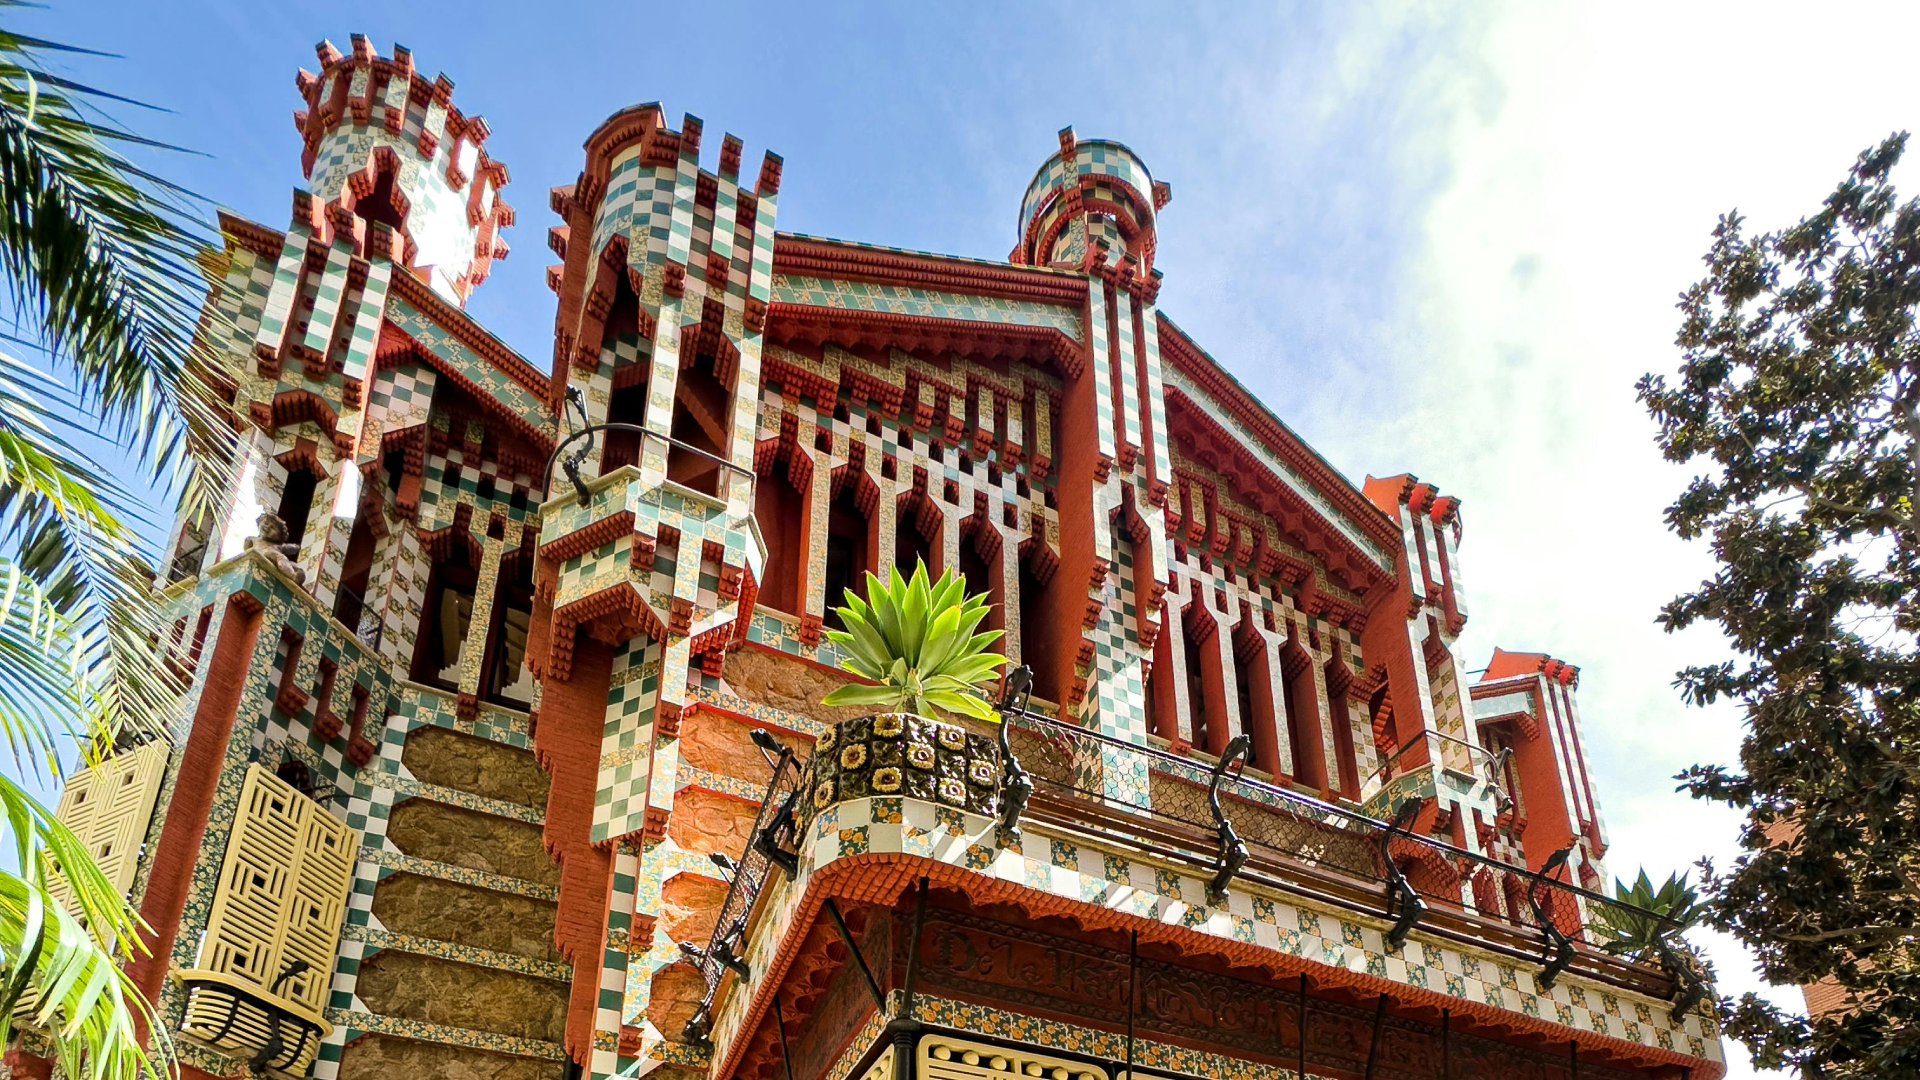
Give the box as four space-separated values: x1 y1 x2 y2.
988 673 1706 1018
679 730 805 1046
693 673 1706 1045
1359 727 1506 804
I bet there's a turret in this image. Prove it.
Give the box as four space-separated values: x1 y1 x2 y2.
293 35 513 306
1013 128 1171 282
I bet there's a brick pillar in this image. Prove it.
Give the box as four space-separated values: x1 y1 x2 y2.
535 637 616 1067
125 596 262 1018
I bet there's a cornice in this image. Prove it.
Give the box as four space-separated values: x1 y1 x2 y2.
772 233 1087 305
1157 314 1400 553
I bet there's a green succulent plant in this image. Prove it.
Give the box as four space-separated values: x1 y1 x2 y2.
820 560 1008 721
1592 868 1702 961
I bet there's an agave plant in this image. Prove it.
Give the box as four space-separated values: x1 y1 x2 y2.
1592 868 1702 961
821 560 1008 721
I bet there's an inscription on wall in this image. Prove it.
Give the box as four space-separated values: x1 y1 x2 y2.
905 908 1635 1080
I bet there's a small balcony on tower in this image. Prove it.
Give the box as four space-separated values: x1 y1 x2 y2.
538 429 765 675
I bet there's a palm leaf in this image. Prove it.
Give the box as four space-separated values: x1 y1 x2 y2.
0 14 240 1080
0 772 165 1080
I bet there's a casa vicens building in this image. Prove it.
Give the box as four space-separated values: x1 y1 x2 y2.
13 35 1724 1080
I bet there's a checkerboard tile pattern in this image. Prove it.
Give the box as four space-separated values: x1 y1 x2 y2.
594 639 660 843
732 795 1723 1072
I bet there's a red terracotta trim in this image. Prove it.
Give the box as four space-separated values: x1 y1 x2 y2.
767 304 1083 379
1158 315 1401 553
714 850 1723 1080
385 269 549 396
218 210 285 260
375 321 554 454
771 235 1087 305
125 597 262 1030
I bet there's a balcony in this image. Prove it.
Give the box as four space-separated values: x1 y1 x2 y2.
693 705 1720 1080
538 431 766 674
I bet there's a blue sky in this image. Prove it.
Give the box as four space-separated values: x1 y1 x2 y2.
26 2 1920 1074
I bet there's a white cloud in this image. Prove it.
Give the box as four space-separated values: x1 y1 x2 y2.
1366 3 1920 1075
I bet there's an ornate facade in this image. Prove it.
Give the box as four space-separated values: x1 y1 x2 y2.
11 36 1724 1080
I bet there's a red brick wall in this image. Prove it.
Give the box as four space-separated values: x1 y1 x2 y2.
125 596 262 1019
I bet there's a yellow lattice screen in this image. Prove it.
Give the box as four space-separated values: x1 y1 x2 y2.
15 743 170 1030
48 740 168 903
917 1034 1107 1080
177 764 355 1074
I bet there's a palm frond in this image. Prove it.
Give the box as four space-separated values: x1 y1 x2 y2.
0 771 164 1080
0 19 238 534
0 350 185 750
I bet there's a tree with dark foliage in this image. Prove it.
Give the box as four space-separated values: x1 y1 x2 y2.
1639 133 1920 1079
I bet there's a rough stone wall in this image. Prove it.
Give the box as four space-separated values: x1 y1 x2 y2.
370 874 562 963
401 727 551 808
386 800 561 884
355 953 567 1042
335 1036 565 1080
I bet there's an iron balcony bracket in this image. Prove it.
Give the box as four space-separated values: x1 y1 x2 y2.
1206 734 1252 904
1527 846 1577 989
1377 797 1429 949
680 740 804 1045
996 666 1036 839
750 729 803 877
753 785 803 878
1657 939 1708 1024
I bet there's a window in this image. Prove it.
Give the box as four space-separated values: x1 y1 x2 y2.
1183 624 1210 751
412 542 476 689
1018 553 1059 702
753 458 806 616
484 558 537 707
822 487 873 631
486 602 535 705
1279 640 1327 791
276 467 319 549
1233 622 1280 775
958 535 997 632
332 510 378 640
600 383 647 475
170 513 213 583
1178 601 1232 755
1146 618 1176 741
895 510 934 579
1324 658 1360 798
668 354 730 496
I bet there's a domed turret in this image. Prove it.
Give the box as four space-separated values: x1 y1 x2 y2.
1012 127 1171 280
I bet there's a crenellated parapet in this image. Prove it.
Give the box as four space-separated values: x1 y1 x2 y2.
293 35 513 307
1473 647 1610 887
